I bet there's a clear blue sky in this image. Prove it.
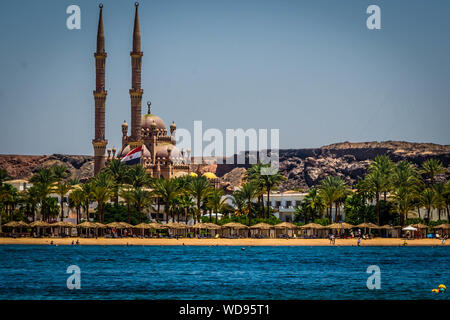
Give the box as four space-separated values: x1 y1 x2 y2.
0 0 449 155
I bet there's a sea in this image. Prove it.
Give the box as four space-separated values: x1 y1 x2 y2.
0 245 448 300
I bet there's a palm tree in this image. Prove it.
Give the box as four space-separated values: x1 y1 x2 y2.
119 188 135 224
103 159 129 206
126 165 151 189
420 188 439 222
207 189 227 224
51 165 70 181
393 186 415 226
231 189 246 217
188 176 213 223
69 189 84 224
80 182 92 221
21 185 40 221
131 187 151 223
371 155 394 200
90 172 113 223
152 178 182 223
246 163 266 217
54 182 72 221
303 188 325 222
259 164 286 218
363 170 384 225
421 158 446 186
433 183 446 221
30 168 56 221
238 182 260 225
444 181 450 222
318 176 348 223
0 168 11 186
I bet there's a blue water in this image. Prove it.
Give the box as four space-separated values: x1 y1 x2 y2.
0 245 448 300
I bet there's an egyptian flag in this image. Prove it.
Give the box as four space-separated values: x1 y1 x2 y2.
121 145 142 165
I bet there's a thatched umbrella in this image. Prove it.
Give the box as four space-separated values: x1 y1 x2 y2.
192 222 209 229
30 221 50 237
249 222 273 238
148 222 167 229
300 223 325 238
222 222 248 238
274 222 298 238
4 221 29 235
356 222 380 235
327 222 354 229
77 221 99 237
133 223 151 237
203 222 221 230
165 222 188 237
433 224 450 237
300 223 324 229
411 224 428 238
147 222 166 237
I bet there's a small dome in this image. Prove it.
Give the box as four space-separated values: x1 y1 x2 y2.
189 172 198 177
122 120 128 127
142 114 165 130
170 121 176 129
202 172 217 179
155 144 180 159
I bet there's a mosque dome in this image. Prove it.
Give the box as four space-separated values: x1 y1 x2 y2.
142 114 166 130
202 172 218 179
155 144 181 159
189 172 198 177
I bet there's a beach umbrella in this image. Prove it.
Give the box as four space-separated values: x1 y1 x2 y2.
379 225 393 229
106 222 124 228
274 222 298 229
300 223 324 229
148 222 167 230
165 222 188 229
119 222 133 229
4 221 29 228
249 222 273 230
327 222 354 229
222 222 248 229
402 225 417 231
192 223 209 229
30 221 50 227
433 224 450 229
133 223 152 229
203 222 221 230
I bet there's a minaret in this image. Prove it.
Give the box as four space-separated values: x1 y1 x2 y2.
92 3 108 175
129 2 143 147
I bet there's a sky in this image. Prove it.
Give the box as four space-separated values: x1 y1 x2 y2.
0 0 449 156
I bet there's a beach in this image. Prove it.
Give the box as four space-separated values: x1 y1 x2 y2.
0 237 447 246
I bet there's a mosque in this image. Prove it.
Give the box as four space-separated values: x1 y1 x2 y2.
92 3 194 179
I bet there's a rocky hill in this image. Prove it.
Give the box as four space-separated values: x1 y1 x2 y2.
217 141 450 192
1 141 448 191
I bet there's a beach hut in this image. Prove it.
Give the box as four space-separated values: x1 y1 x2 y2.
326 222 354 238
4 221 29 236
356 222 380 237
378 225 394 238
433 223 450 238
222 222 248 238
148 222 167 237
402 225 417 239
30 221 50 237
133 223 152 237
77 221 100 238
249 223 274 238
411 224 428 238
192 223 217 238
165 222 188 237
300 223 325 238
274 222 298 238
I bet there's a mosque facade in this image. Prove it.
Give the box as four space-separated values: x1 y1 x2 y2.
92 3 191 179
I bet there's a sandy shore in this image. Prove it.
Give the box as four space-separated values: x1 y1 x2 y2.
0 237 448 246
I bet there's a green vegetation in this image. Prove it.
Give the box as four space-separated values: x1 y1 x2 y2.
0 156 448 228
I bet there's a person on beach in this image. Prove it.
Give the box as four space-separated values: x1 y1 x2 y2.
357 237 361 246
329 234 333 244
76 239 80 245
